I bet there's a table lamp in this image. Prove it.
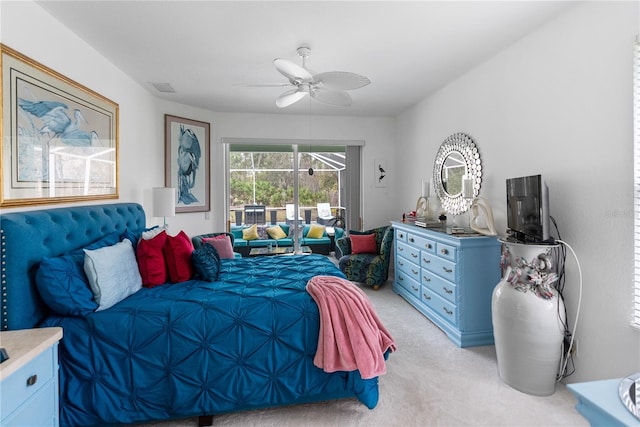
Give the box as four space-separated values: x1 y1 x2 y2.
152 187 175 227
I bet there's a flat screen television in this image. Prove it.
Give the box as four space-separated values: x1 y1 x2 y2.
506 174 551 244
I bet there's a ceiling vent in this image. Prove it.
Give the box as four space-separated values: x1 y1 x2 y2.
150 82 175 93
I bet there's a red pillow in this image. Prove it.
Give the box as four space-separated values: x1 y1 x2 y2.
350 233 377 254
136 230 168 287
163 231 194 283
202 235 235 259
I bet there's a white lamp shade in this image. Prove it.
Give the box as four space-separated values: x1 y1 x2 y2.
152 187 176 218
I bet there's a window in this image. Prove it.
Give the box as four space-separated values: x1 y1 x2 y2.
633 36 640 329
222 138 362 232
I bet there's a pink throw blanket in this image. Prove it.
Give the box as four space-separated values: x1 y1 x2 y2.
306 275 396 379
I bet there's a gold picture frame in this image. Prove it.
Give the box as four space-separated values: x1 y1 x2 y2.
164 114 210 213
1 44 119 207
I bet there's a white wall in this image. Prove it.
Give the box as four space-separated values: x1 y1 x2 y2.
0 1 399 237
396 1 639 383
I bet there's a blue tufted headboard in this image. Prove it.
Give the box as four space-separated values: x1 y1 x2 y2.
0 203 145 331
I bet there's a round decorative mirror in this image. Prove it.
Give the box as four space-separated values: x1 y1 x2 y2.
433 132 482 215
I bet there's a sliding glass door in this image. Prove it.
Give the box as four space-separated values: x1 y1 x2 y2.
225 141 360 239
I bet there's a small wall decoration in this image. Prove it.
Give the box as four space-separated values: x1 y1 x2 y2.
1 44 119 207
375 158 387 188
164 114 210 213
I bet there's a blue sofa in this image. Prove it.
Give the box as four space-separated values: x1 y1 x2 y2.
229 224 344 256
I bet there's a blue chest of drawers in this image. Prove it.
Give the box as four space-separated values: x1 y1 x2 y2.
0 327 63 426
392 222 501 347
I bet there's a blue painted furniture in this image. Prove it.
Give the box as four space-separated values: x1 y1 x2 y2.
391 221 501 347
0 327 62 427
568 379 639 426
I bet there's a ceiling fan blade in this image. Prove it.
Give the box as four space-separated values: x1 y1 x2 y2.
276 89 308 108
314 71 371 91
274 58 313 83
310 89 352 107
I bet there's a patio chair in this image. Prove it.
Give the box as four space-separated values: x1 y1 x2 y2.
286 204 303 224
316 203 335 225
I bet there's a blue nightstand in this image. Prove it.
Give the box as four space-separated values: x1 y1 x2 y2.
567 378 639 426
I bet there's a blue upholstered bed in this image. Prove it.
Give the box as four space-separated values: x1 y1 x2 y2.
0 203 383 426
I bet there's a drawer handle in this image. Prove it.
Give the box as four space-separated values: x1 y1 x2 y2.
399 275 404 282
412 285 419 291
440 248 449 255
409 237 414 243
423 276 431 282
423 258 430 264
423 293 431 300
26 374 38 387
399 247 404 252
411 253 418 258
443 307 453 315
425 243 432 249
412 268 418 275
399 260 404 266
443 287 453 294
443 267 453 273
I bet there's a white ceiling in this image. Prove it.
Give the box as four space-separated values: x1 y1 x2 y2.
36 1 579 117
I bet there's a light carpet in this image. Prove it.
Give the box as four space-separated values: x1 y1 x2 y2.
137 279 588 427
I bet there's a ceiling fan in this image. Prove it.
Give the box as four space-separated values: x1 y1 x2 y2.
240 47 371 108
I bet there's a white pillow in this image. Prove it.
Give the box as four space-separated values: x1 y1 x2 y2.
141 225 167 240
84 239 142 311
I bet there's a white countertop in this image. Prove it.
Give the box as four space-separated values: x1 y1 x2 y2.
0 327 63 381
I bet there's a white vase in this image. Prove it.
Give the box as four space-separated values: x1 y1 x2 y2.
492 241 566 396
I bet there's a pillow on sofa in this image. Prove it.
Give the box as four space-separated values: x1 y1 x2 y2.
350 233 377 254
163 231 194 283
242 224 259 241
307 224 326 239
137 230 168 287
192 244 220 282
203 234 235 259
266 224 287 240
84 239 143 311
34 231 122 316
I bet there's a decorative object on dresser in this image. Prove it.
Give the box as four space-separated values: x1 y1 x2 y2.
391 221 501 347
336 226 394 289
0 327 63 427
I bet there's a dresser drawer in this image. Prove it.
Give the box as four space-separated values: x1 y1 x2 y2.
436 241 457 262
407 233 436 253
397 241 420 263
1 347 55 419
396 270 421 298
397 255 421 282
422 251 457 281
3 380 56 427
421 286 458 326
395 228 408 243
423 269 457 304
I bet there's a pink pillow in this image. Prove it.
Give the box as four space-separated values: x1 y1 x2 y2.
350 233 377 254
163 231 194 283
202 235 235 259
137 230 168 287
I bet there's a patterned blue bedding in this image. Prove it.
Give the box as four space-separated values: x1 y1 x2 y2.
41 254 379 426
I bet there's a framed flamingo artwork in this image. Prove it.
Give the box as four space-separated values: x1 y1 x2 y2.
0 44 119 207
164 114 210 213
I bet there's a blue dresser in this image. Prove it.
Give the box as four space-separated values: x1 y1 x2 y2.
391 221 501 347
0 327 62 426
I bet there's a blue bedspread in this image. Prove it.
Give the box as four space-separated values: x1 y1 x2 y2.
41 254 379 426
